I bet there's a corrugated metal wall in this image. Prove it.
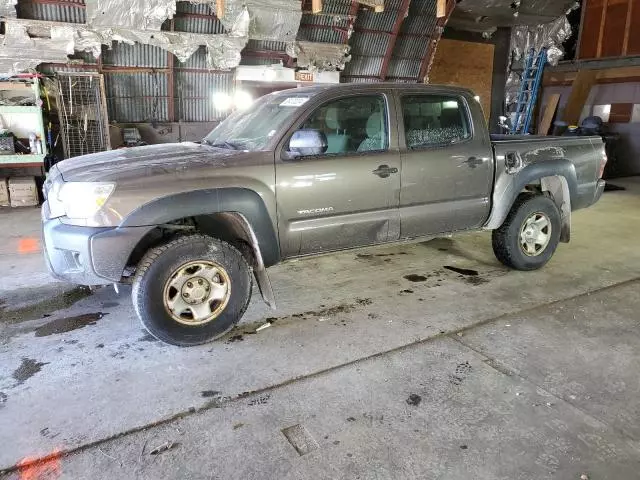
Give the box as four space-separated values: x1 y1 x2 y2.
23 0 442 124
27 0 234 123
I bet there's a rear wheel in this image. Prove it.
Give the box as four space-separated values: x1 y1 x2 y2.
132 235 252 346
492 194 561 271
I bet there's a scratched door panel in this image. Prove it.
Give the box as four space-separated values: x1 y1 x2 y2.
275 93 401 257
397 91 493 237
276 150 400 256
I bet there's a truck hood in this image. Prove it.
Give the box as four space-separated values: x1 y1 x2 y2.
55 142 245 182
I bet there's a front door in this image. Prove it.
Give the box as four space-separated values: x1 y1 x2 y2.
397 92 493 238
275 93 401 257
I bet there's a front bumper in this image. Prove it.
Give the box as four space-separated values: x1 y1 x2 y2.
42 203 154 285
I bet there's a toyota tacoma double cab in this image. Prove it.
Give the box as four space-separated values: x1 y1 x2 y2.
41 84 607 346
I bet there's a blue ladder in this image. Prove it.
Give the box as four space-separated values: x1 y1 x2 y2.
510 48 547 135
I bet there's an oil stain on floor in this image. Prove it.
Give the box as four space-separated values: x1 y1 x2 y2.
34 312 106 337
404 274 428 282
0 286 93 324
12 357 49 385
443 266 479 276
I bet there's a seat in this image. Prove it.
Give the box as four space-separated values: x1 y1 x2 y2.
357 111 385 152
324 107 350 154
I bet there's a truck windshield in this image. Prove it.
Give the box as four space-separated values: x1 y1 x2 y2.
202 93 312 151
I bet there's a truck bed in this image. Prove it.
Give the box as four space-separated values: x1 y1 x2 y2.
490 134 605 211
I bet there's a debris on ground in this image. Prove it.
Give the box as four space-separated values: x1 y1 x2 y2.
406 394 422 406
580 474 589 480
256 322 272 332
149 441 178 455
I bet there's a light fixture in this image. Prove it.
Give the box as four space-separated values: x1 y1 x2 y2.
234 90 254 110
213 91 232 111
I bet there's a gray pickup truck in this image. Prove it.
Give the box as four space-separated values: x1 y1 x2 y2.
41 84 607 346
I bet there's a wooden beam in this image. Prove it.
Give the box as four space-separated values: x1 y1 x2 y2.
436 0 446 18
418 0 455 82
596 0 608 58
574 0 588 59
622 0 633 55
538 94 560 135
561 70 598 126
312 0 322 14
167 18 175 123
342 0 360 43
379 0 410 80
544 65 640 86
216 0 225 19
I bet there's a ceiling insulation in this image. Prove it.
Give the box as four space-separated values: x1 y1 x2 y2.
449 0 578 33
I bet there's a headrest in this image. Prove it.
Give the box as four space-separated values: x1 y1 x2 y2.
325 107 340 130
366 111 382 138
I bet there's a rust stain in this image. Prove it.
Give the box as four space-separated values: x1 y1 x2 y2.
18 237 40 254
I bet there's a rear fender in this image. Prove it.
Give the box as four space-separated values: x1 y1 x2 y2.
484 159 578 240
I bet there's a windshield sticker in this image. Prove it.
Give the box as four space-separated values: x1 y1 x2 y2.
280 97 309 107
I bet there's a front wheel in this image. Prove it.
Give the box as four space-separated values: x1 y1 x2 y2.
132 235 252 346
492 194 561 271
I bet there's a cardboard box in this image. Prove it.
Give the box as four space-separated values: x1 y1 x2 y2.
0 178 9 207
8 177 38 207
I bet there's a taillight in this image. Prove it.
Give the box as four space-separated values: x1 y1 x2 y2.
598 148 608 179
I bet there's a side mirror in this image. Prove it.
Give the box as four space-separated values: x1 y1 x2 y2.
289 129 328 157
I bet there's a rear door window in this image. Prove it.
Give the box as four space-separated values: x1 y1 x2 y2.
401 95 471 149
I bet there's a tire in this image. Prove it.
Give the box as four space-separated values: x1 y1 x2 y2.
132 234 252 346
492 193 561 271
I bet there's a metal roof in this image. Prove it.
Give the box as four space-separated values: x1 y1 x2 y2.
297 0 446 83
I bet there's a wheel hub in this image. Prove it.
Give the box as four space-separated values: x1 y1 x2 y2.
181 277 210 304
519 212 551 257
163 261 231 326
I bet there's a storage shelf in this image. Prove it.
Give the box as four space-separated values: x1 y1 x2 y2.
0 105 41 114
0 153 45 165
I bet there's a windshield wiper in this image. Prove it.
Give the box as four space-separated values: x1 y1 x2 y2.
207 140 244 150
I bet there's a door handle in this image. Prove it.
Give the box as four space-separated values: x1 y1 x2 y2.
463 156 484 168
372 164 399 178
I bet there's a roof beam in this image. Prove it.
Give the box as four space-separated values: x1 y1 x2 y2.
417 0 455 82
343 0 360 43
379 0 410 80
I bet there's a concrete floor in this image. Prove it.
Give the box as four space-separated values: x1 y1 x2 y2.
1 179 640 479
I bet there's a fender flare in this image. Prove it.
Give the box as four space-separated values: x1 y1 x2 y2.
120 188 281 267
484 159 578 232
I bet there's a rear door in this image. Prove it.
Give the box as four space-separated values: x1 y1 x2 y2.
396 91 493 237
275 92 401 257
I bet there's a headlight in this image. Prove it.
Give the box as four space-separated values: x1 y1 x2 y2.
58 182 115 219
47 181 65 218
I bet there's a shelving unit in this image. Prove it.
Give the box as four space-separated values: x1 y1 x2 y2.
0 78 47 170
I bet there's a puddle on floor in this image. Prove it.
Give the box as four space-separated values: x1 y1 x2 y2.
12 357 49 385
0 286 93 324
34 312 106 337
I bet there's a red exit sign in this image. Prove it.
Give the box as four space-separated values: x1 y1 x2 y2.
295 71 314 82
